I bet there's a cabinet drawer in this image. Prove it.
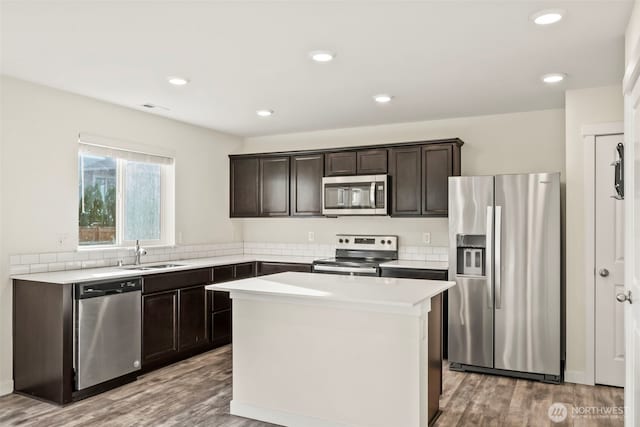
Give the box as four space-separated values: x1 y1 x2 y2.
212 265 234 283
380 268 448 281
143 268 211 295
258 262 312 276
234 262 256 279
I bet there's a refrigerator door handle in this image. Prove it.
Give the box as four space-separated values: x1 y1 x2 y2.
495 205 502 309
486 206 493 309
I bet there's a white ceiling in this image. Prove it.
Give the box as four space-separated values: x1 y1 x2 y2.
0 1 632 137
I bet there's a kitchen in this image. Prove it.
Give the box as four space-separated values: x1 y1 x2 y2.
0 1 637 426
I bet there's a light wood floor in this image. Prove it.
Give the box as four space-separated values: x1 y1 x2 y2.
0 345 623 426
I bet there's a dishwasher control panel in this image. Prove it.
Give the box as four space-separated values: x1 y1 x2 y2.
75 278 142 299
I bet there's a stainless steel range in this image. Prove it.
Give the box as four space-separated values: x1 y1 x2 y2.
312 234 398 276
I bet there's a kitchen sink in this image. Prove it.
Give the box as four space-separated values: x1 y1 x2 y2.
122 263 184 271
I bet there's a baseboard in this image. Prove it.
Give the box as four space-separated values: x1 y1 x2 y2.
230 400 350 427
564 370 593 385
0 379 14 396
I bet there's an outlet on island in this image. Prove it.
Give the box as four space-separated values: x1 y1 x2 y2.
423 232 431 244
308 231 315 242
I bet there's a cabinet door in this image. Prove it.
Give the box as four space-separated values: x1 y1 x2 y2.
325 151 356 176
230 157 259 217
260 157 290 216
291 154 324 216
357 149 387 174
422 145 453 216
143 291 178 363
389 146 422 216
211 309 232 347
179 286 208 351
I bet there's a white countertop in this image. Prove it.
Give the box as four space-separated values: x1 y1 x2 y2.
11 254 319 285
208 271 454 310
379 260 449 270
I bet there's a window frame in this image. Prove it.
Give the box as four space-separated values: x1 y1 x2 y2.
78 149 175 250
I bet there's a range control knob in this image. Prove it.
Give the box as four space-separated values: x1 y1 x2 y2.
380 239 385 244
387 240 392 245
345 239 350 243
339 239 344 243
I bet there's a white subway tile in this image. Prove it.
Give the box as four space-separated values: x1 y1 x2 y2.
9 255 21 265
89 251 104 260
9 265 30 275
48 262 66 272
81 260 98 269
20 254 39 265
57 252 75 262
65 261 82 270
38 253 57 264
30 264 49 273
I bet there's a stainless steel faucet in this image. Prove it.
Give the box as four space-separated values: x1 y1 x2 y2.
134 240 147 265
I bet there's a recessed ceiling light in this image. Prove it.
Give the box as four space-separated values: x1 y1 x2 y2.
373 94 393 104
256 109 274 117
309 50 336 63
167 76 190 86
531 9 564 26
541 73 566 84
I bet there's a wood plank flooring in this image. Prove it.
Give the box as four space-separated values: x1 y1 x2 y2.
0 345 624 426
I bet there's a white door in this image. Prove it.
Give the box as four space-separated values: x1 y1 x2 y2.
595 134 626 387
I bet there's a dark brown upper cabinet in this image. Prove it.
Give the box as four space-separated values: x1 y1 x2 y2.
357 149 387 174
389 142 461 217
389 146 422 216
422 145 453 216
230 157 259 217
259 156 290 216
291 153 324 216
325 151 357 176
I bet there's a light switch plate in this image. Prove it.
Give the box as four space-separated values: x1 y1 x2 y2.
308 231 315 242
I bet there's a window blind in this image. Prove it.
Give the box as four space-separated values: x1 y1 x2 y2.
78 134 174 165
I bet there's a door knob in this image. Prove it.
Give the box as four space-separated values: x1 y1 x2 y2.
599 268 610 277
616 291 632 304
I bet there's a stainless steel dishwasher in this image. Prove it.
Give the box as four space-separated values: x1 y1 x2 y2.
74 278 142 390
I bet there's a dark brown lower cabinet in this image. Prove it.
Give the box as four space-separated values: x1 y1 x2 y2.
211 309 232 347
142 290 179 364
178 285 208 351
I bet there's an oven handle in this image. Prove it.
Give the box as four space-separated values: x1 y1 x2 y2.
313 265 378 274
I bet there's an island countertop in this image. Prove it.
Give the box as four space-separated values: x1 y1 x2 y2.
207 271 454 313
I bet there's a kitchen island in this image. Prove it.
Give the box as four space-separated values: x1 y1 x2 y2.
208 272 454 427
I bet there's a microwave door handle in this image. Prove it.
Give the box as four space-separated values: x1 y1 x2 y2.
370 182 376 207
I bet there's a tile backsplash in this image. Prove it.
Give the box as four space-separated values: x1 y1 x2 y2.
9 241 448 275
9 242 244 275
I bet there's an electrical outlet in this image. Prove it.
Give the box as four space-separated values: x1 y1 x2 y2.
308 231 315 242
56 233 68 247
422 232 431 244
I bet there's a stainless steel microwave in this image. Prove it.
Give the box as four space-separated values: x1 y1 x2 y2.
322 175 388 216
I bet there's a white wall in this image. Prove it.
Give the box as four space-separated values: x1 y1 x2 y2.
0 76 244 394
564 85 624 381
240 109 565 247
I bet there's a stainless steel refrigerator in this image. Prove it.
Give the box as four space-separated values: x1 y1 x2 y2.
448 173 562 382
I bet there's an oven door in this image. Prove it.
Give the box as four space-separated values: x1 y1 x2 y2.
322 175 387 215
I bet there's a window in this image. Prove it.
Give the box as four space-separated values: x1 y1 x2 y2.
78 141 174 247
